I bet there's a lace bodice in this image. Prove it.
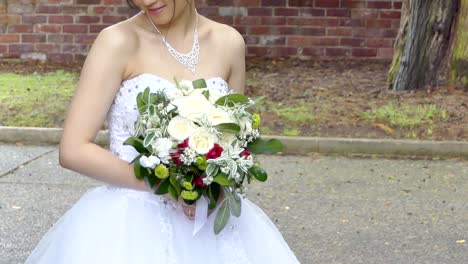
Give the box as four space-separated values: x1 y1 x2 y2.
106 73 229 162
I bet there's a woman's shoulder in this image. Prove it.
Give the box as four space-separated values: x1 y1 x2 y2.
91 16 139 55
201 16 245 49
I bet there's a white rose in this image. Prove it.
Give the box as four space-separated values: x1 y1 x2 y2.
166 88 183 100
139 155 160 169
188 128 216 154
171 93 211 122
152 138 174 159
190 87 208 96
208 88 225 104
218 133 237 149
167 115 198 141
205 107 234 126
179 80 194 95
165 103 176 112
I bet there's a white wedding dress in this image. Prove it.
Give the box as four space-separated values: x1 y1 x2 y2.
25 74 300 264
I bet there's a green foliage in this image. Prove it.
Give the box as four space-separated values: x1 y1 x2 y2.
247 138 283 154
275 100 316 124
282 127 301 136
0 71 77 127
362 103 448 128
248 164 268 182
213 173 236 186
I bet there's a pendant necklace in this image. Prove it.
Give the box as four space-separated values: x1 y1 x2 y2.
145 9 200 74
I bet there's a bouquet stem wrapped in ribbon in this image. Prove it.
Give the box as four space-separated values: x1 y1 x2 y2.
123 78 282 234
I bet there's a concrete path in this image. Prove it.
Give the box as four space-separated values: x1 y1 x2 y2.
0 143 467 264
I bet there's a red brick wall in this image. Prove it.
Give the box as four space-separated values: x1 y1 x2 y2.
0 0 402 62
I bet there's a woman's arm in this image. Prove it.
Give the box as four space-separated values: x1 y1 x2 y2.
58 26 147 191
226 28 246 94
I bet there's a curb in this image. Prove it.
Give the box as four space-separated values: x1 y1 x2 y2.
0 126 467 159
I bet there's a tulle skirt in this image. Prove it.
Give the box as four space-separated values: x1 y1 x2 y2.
25 185 300 264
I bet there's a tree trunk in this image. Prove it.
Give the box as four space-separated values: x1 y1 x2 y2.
450 0 468 87
388 0 459 91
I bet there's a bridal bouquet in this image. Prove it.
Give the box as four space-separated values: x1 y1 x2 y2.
123 78 282 234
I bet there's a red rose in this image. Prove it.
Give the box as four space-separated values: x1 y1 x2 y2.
240 149 251 157
170 151 183 165
193 176 206 188
177 138 189 149
206 144 224 159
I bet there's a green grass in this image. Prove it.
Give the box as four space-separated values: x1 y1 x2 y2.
282 127 301 136
362 103 448 128
275 100 316 124
0 71 77 127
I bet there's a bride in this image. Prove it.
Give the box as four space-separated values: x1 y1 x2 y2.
25 0 300 263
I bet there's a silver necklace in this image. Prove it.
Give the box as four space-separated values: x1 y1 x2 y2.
146 9 199 74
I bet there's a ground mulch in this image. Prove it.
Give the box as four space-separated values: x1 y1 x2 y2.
1 58 466 141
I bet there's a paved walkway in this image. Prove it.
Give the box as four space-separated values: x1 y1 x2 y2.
0 143 467 264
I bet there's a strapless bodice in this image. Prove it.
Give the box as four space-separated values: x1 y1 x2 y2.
106 73 229 162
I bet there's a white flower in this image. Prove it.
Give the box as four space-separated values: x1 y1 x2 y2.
139 155 160 169
165 103 176 112
180 148 197 165
167 116 198 141
192 87 208 94
165 88 183 100
171 93 211 122
188 128 216 154
218 133 237 149
178 80 194 95
203 177 213 185
152 138 174 159
208 88 225 104
205 107 235 126
239 117 253 134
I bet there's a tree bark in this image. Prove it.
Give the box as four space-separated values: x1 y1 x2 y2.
389 0 459 91
450 0 468 87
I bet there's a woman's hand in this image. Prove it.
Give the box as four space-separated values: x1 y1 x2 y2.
179 190 226 220
179 196 196 220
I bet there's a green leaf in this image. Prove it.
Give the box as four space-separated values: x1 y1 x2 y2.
169 174 182 194
136 93 146 114
143 132 156 148
148 104 156 115
142 87 150 103
248 165 268 182
206 163 219 177
246 138 283 154
207 184 221 210
230 195 241 217
129 153 143 164
168 184 178 201
192 79 207 89
215 94 250 106
202 90 210 100
206 187 216 210
123 137 149 154
225 188 241 217
155 179 170 195
149 93 158 105
215 123 241 134
214 199 231 235
133 162 144 180
213 173 236 186
145 175 159 188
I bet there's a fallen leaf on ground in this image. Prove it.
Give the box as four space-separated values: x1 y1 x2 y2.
373 123 395 135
